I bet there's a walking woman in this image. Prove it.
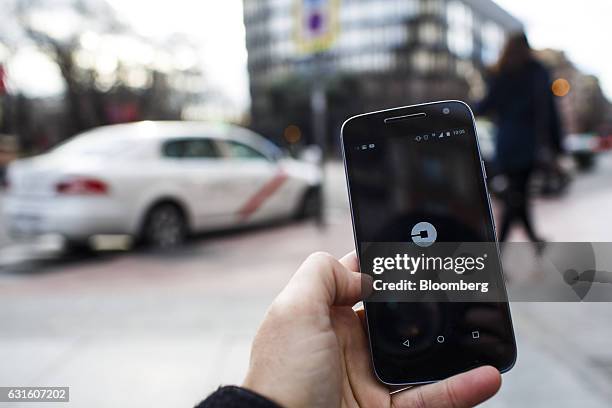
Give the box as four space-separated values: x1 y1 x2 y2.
476 32 559 242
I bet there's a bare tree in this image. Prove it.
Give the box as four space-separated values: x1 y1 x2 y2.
0 0 206 151
13 0 127 133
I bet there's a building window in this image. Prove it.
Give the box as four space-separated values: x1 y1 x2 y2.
481 22 504 65
419 22 443 45
420 0 444 16
447 0 473 58
413 49 434 72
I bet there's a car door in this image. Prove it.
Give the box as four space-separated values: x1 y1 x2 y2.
217 139 285 223
161 137 230 230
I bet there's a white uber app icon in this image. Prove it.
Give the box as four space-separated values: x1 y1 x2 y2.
411 221 437 247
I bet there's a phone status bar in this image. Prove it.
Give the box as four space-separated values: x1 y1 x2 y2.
354 128 467 151
414 129 466 142
355 143 376 151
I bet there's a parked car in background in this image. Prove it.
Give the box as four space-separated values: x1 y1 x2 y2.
0 134 19 184
3 121 323 249
478 117 610 173
475 118 496 164
475 117 572 197
564 132 605 171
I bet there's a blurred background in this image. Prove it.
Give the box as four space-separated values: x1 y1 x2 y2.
1 0 612 407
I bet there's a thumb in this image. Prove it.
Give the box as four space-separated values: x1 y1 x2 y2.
392 365 502 408
282 252 363 308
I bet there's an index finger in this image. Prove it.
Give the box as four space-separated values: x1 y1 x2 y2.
340 251 359 272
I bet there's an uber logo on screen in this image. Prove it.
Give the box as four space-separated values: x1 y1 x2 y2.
411 222 437 247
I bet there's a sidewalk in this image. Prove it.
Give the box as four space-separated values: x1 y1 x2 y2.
1 155 612 407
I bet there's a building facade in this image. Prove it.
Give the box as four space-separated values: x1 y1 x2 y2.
536 49 610 135
243 0 522 149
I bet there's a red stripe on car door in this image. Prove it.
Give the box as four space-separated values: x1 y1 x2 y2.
238 171 288 221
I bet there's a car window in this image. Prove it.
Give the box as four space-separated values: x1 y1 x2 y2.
225 141 268 160
163 139 219 159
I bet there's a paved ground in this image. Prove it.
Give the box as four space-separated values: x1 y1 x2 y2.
1 155 612 407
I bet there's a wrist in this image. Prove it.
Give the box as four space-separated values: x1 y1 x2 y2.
197 385 283 408
242 374 289 408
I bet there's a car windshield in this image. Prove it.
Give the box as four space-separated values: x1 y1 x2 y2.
262 139 284 160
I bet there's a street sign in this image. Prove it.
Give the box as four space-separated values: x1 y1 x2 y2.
294 0 340 54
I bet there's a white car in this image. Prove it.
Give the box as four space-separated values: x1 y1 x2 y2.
3 121 323 249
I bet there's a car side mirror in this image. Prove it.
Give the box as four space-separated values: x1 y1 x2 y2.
298 145 322 165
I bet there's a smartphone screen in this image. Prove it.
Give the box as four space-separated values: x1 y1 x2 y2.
341 101 516 385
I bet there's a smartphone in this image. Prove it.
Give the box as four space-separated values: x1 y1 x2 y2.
341 101 516 385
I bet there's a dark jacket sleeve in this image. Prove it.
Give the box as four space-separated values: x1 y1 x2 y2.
195 386 283 408
532 61 564 153
474 74 501 116
532 62 552 148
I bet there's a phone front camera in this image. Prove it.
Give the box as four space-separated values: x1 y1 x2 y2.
442 108 450 115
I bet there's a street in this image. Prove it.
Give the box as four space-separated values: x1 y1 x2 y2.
2 155 612 407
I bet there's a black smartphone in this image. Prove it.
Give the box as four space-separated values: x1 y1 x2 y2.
341 100 516 385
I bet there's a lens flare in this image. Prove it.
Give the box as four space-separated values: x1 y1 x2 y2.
283 125 302 144
552 78 570 97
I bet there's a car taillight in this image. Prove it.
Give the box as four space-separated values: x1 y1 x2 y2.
56 177 108 195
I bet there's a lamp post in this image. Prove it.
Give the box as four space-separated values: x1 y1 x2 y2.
295 0 339 226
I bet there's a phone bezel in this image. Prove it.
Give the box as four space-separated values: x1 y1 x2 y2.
340 100 517 386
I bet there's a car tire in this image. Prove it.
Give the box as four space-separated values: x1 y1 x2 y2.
295 187 323 220
574 152 596 171
141 202 187 249
64 239 93 255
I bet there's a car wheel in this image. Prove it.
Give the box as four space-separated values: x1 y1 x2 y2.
142 203 187 249
574 152 596 171
296 187 323 220
64 239 93 255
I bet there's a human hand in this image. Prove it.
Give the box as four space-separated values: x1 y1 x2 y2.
243 251 502 408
